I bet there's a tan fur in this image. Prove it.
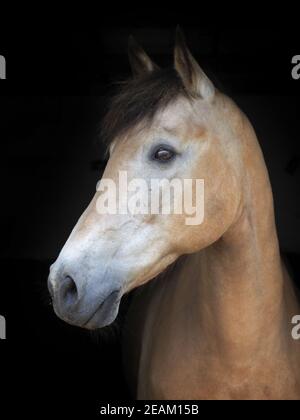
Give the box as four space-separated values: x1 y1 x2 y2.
50 30 300 400
122 94 300 400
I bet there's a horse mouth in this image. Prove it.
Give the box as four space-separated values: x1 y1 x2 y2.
83 290 121 330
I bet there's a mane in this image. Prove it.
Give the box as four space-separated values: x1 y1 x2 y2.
100 68 189 148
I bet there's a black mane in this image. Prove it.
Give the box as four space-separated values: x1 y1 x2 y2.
100 68 188 146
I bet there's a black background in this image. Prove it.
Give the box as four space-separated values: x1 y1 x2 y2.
0 13 300 414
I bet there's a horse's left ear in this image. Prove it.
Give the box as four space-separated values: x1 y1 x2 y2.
174 26 215 100
128 35 159 77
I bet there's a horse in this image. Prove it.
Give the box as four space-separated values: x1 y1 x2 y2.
48 28 300 400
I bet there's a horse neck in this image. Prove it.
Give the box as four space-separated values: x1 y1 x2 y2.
181 111 297 361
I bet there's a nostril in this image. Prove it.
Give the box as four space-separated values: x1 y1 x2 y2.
60 275 78 307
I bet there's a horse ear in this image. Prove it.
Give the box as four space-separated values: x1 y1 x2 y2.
128 35 159 77
174 26 215 100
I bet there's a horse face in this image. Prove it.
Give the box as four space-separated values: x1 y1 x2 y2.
48 30 241 330
47 102 187 329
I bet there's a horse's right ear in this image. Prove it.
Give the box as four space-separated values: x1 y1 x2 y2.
128 35 159 77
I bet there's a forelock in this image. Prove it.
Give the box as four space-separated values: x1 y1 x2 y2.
100 68 189 147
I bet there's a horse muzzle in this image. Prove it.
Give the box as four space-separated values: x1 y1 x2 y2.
48 264 122 330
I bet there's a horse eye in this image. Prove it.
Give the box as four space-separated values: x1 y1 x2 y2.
152 147 176 162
